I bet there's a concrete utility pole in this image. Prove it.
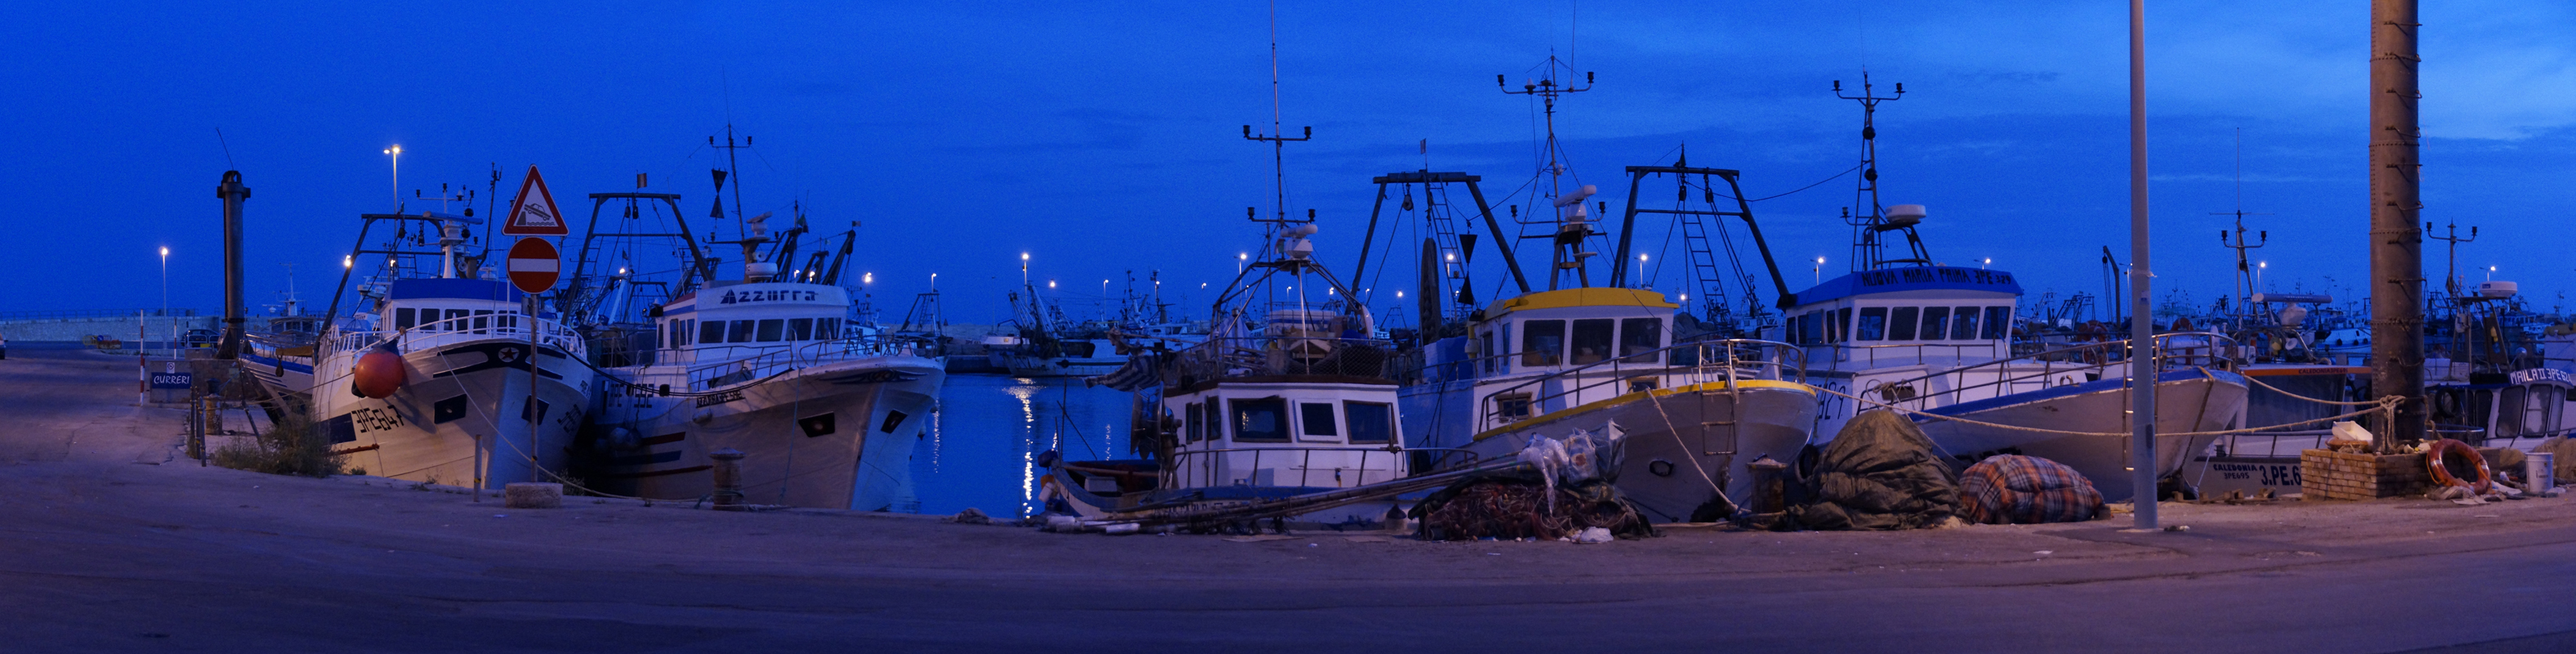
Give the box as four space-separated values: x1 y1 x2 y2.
2126 0 2159 529
2369 0 2426 448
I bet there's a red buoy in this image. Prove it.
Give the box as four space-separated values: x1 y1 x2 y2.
351 349 408 399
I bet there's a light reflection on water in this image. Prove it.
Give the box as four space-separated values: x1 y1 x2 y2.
911 374 1131 517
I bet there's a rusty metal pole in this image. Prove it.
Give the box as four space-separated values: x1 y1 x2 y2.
2370 0 2426 450
2127 0 2159 530
711 448 747 510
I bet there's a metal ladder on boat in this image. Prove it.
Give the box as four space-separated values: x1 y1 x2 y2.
1697 356 1742 456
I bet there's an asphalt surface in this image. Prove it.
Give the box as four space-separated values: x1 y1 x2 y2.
2 345 2572 652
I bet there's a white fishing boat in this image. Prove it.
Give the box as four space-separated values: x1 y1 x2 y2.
569 134 947 510
1775 74 2246 502
255 210 594 488
1389 59 1819 522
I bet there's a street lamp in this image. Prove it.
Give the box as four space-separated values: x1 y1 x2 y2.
1814 257 1826 286
931 272 938 290
158 246 169 355
382 145 401 210
1238 253 1248 274
2257 261 2267 291
1020 253 1029 286
1982 258 1993 270
1636 253 1649 288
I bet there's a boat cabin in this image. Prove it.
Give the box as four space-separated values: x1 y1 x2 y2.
1776 266 2022 370
651 280 851 368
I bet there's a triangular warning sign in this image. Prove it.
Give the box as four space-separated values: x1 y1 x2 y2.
502 166 570 235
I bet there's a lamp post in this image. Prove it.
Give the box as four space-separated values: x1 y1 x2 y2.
2257 261 2268 291
382 146 401 211
1020 253 1029 286
1814 257 1826 286
1636 253 1650 289
1239 253 1248 275
159 246 170 356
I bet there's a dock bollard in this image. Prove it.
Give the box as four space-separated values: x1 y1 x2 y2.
710 448 747 510
1746 455 1790 515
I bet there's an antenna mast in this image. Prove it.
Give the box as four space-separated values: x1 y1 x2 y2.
1835 72 1931 271
1499 58 1596 289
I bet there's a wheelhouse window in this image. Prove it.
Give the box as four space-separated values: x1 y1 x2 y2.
727 320 756 343
819 318 842 340
1983 307 2011 339
1185 401 1204 442
1618 317 1662 364
1800 311 1824 344
1855 307 1887 341
699 320 725 344
789 318 815 341
1833 307 1853 343
1346 401 1395 444
1889 307 1920 340
471 310 492 334
395 308 417 331
1230 397 1288 442
1917 307 1951 342
1521 320 1565 367
1569 319 1614 365
756 319 785 342
445 309 470 329
1298 402 1339 440
1949 307 1980 341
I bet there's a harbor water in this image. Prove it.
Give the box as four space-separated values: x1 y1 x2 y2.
909 374 1132 518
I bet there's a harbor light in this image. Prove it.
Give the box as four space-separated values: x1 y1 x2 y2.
342 254 352 269
382 145 401 210
863 272 873 284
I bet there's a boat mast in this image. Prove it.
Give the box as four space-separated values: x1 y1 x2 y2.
1500 59 1596 290
1835 73 1931 271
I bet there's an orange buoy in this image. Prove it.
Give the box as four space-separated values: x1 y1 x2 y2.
2425 438 2493 495
351 349 407 399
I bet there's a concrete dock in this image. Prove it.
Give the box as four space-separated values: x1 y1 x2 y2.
2 343 2570 652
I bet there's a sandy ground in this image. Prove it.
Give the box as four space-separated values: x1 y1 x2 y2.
2 343 2571 652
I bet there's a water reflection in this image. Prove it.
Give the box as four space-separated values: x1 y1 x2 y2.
912 374 1130 517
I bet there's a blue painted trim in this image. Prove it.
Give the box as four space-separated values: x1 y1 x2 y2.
387 278 524 302
1793 265 2024 307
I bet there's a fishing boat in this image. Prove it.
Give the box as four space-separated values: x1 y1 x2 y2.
252 208 593 489
1391 59 1818 522
1771 74 2247 502
568 134 946 509
1042 226 1422 530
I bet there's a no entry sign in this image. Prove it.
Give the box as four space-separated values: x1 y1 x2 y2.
507 237 560 294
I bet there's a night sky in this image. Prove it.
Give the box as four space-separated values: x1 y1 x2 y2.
4 2 2569 324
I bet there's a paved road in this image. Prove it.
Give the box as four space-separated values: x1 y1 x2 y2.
2 345 2571 652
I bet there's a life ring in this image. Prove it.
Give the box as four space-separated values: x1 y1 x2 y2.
2424 438 2493 494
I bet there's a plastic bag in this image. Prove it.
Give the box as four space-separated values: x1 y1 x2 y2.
2329 420 2372 445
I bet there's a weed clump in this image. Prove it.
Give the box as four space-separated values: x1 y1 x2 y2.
212 411 343 477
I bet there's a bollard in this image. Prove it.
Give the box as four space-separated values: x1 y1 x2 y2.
1746 455 1790 515
710 448 747 510
203 397 225 436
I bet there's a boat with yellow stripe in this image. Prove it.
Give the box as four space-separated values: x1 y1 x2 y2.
1400 286 1818 522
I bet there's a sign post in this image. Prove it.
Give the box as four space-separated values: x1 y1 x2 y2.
508 235 560 486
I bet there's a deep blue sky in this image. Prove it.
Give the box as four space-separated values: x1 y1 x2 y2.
4 2 2569 323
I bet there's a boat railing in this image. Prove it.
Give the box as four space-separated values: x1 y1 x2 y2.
1817 341 2011 368
324 312 585 361
684 335 931 391
1159 445 1465 490
1158 336 1401 388
1471 338 1806 433
1864 332 2243 413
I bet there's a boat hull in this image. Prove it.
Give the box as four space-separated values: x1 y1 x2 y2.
1460 382 1818 522
312 340 591 489
1916 368 2249 501
590 356 944 509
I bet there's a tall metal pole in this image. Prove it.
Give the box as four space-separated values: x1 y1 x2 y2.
216 171 250 360
2127 0 2159 529
2371 0 2426 449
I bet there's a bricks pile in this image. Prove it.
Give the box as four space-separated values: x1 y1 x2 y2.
2300 449 2432 499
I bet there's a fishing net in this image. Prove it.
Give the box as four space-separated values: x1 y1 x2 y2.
1411 470 1655 541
